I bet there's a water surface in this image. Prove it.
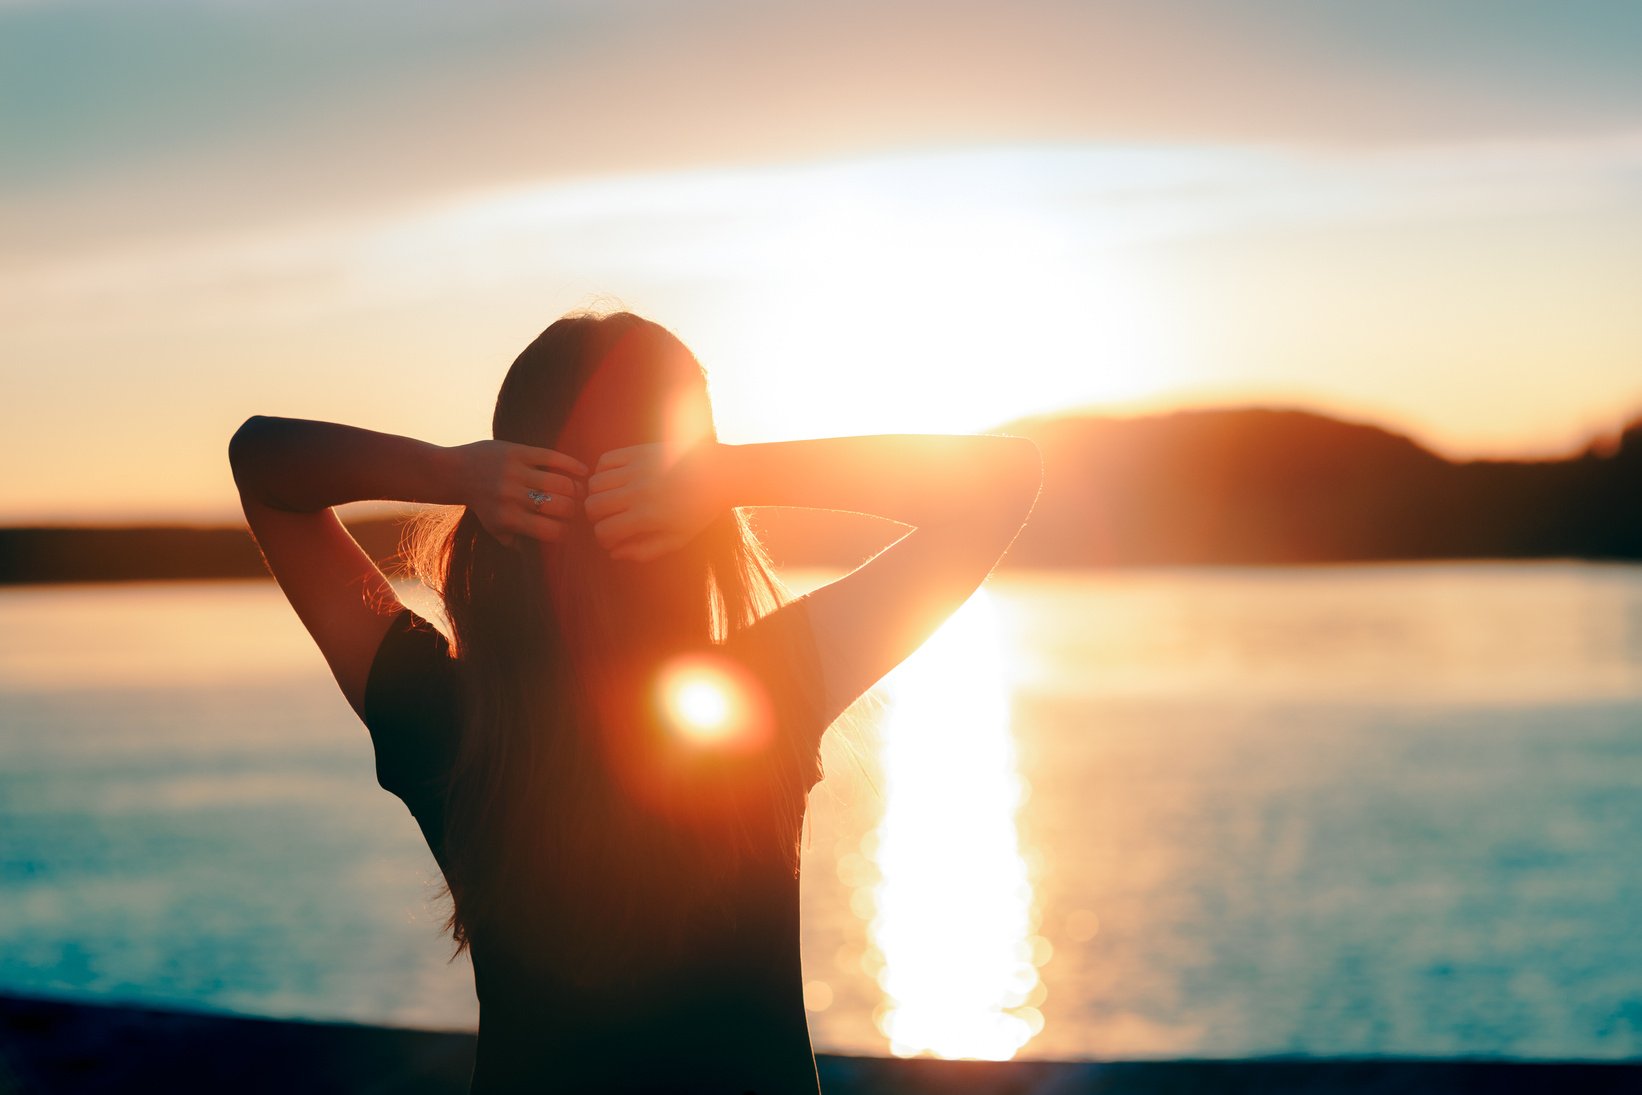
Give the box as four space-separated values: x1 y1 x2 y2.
3 564 1640 1060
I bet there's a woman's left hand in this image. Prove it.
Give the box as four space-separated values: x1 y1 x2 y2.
584 442 723 562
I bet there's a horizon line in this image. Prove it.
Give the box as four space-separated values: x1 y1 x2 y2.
4 400 1636 530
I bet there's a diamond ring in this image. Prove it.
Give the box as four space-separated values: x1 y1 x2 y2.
526 490 552 509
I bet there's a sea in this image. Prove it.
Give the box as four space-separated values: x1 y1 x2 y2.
2 563 1640 1062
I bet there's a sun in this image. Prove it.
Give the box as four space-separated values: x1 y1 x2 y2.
681 166 1183 441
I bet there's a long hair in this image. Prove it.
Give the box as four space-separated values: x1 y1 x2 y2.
408 313 816 982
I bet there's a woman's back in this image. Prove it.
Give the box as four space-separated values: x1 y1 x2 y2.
463 827 819 1093
463 849 816 1093
362 596 835 1093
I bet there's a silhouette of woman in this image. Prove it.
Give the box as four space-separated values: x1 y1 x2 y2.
229 312 1040 1093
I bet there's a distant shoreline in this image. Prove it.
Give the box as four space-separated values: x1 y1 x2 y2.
0 522 404 587
5 407 1639 585
2 522 1639 589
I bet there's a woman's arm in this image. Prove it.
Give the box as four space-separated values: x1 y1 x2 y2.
228 415 585 715
586 434 1041 718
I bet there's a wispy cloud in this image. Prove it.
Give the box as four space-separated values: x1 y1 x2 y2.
10 134 1641 331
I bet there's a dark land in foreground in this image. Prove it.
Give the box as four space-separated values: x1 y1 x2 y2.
4 407 1641 585
2 993 1637 1095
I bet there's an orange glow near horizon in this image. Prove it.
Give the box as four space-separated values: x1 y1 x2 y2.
864 590 1049 1060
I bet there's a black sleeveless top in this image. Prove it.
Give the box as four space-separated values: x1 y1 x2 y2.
361 601 833 1095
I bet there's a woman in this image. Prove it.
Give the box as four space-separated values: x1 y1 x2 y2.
229 312 1040 1093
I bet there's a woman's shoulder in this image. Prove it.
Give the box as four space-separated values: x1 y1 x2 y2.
722 595 856 745
722 597 817 686
366 607 454 692
361 606 461 798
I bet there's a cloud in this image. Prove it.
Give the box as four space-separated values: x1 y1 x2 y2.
9 131 1642 330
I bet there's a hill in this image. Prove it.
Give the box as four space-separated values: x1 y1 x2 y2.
1004 407 1642 566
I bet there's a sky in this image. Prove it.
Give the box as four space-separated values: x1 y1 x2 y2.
3 0 1642 522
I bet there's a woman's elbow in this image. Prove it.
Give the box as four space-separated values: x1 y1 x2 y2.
228 415 277 490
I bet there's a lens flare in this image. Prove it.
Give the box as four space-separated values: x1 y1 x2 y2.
654 654 771 752
675 679 731 738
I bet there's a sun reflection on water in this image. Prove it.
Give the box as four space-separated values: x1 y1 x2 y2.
863 590 1047 1059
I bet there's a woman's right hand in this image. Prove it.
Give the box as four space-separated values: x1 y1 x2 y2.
583 442 724 562
454 440 587 547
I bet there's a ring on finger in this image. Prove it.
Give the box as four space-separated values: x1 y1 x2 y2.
526 489 552 509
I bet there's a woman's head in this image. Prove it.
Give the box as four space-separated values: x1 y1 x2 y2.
410 311 805 971
492 313 722 643
491 311 715 472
